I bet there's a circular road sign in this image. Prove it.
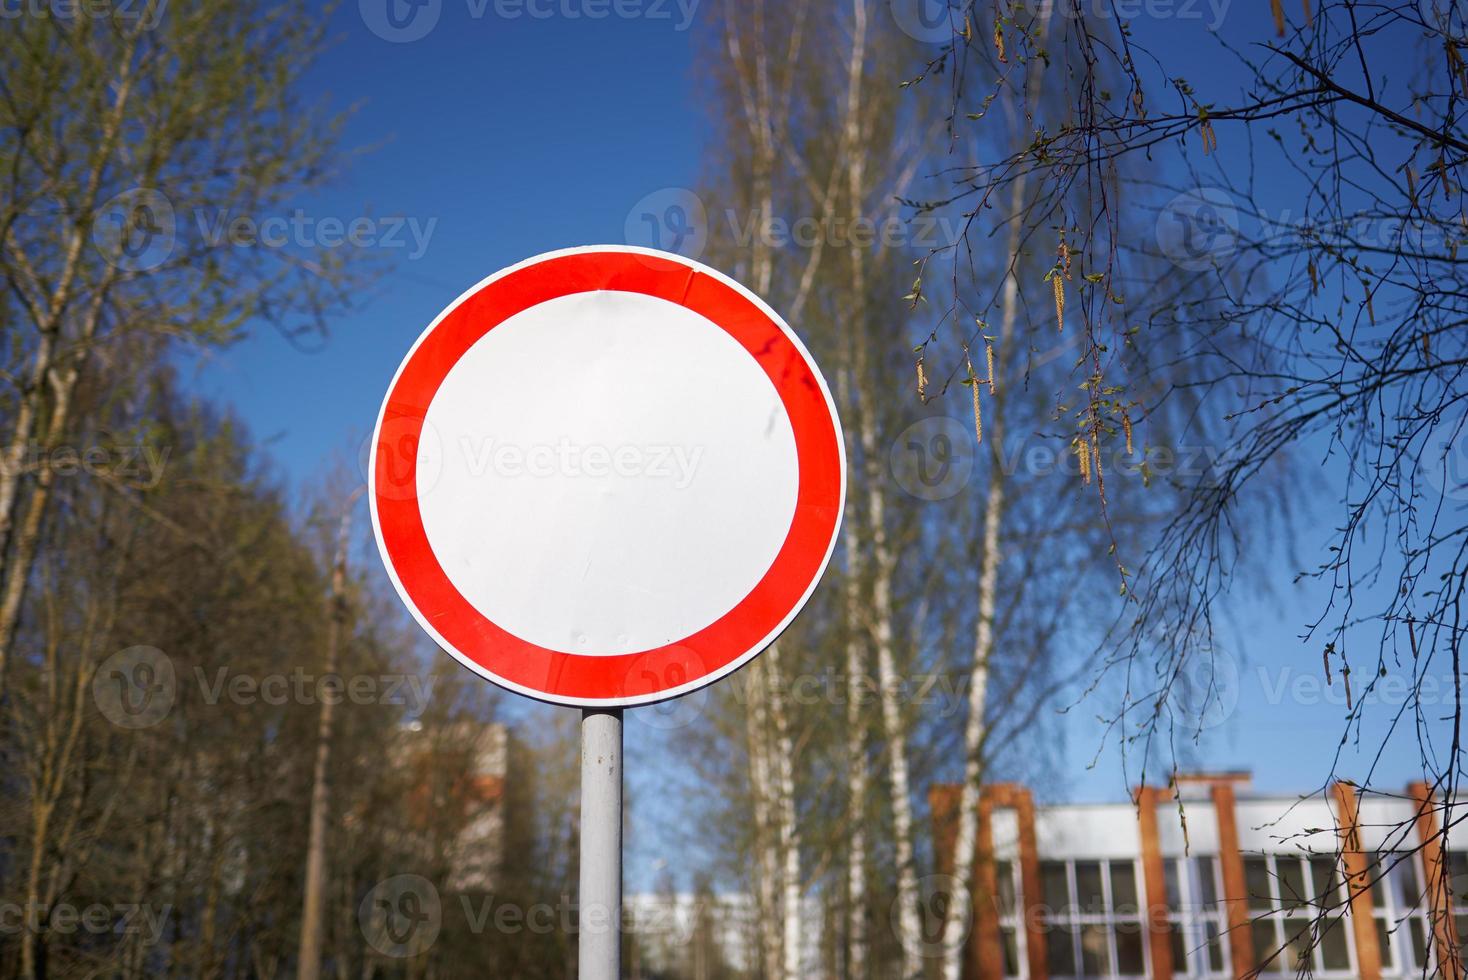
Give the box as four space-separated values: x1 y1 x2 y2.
370 246 845 708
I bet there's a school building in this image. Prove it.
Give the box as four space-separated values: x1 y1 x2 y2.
929 774 1464 979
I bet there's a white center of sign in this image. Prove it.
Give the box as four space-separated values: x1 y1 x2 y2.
419 289 800 656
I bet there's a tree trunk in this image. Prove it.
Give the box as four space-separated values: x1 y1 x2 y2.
841 507 870 978
744 660 785 979
836 3 873 974
298 487 365 980
765 642 804 978
0 41 137 687
938 250 1019 980
938 458 1005 980
862 415 925 979
0 367 76 682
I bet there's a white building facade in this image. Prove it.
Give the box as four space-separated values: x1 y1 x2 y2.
930 775 1463 980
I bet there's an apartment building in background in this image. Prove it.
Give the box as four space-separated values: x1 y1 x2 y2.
930 774 1464 979
383 720 508 893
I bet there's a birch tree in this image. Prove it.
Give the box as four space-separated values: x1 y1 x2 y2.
0 0 367 686
896 0 1464 970
828 4 928 974
699 5 1070 976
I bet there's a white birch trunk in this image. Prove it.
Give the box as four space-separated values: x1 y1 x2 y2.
765 642 803 979
744 660 785 979
937 231 1020 980
938 463 1005 980
833 1 926 971
841 503 870 977
937 8 1054 972
862 412 926 979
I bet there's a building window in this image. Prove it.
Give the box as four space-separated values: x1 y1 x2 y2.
1243 853 1354 975
1163 856 1230 976
1448 850 1468 968
1366 849 1432 975
993 859 1024 976
992 862 1027 974
1039 859 1147 976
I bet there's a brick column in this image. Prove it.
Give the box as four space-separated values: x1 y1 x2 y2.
1331 782 1382 980
1009 786 1048 980
930 784 1050 979
1213 781 1256 979
1410 781 1464 980
928 783 1047 979
928 784 996 980
1137 786 1175 980
974 791 1004 979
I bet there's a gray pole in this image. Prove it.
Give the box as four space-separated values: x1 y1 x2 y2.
579 708 623 979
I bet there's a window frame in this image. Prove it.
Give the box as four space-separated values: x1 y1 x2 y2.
1444 849 1467 973
1163 855 1232 978
1243 852 1357 977
1038 857 1149 978
993 858 1028 978
1365 848 1435 976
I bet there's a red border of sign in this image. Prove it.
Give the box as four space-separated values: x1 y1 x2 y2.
370 246 845 707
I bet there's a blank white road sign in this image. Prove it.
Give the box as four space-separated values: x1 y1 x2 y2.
370 246 845 707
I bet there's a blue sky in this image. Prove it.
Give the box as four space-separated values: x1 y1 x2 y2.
180 0 1433 889
187 0 707 483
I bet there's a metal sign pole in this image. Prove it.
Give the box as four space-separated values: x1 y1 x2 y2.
579 708 623 979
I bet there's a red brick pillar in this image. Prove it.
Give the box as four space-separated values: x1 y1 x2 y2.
929 783 1048 979
1410 781 1464 980
1331 782 1382 980
974 790 1003 979
1137 785 1175 980
1212 781 1256 978
1007 787 1048 980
